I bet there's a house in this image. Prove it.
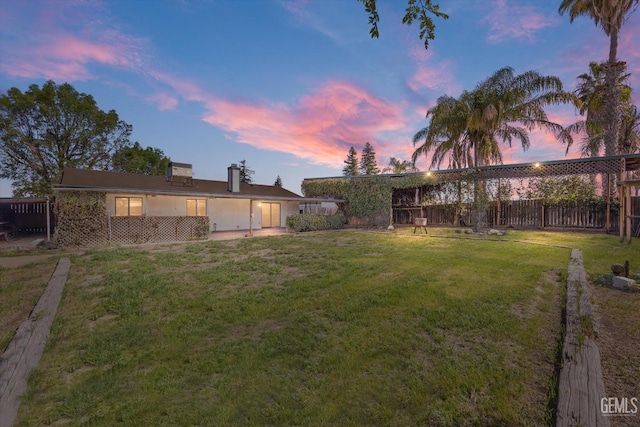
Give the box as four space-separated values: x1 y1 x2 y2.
52 163 313 246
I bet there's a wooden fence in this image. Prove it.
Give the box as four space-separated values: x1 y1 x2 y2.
409 198 640 231
0 198 54 235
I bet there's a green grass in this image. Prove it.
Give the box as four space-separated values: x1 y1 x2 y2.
0 258 59 351
10 228 640 426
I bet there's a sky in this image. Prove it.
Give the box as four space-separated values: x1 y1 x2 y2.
1 0 639 197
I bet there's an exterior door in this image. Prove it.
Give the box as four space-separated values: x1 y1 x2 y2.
261 202 281 228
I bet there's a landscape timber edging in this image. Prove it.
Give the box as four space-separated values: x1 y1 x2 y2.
0 257 70 427
556 249 609 427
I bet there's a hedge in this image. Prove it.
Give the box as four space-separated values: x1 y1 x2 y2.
285 213 346 232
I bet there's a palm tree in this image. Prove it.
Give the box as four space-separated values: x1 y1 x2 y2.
412 95 472 170
619 104 640 154
412 67 576 169
565 61 633 157
412 67 576 230
382 157 418 174
559 0 639 156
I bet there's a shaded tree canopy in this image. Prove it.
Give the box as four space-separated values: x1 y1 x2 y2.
112 142 171 175
358 0 449 50
0 80 132 196
343 146 360 176
359 142 380 175
239 159 254 184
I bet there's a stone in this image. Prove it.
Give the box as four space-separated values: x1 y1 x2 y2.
597 274 613 286
387 225 394 231
611 264 625 276
465 228 474 234
488 229 500 235
612 275 636 290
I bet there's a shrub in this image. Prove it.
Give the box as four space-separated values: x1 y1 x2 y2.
286 213 346 232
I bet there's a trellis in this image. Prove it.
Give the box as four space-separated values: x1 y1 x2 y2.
53 191 210 247
108 216 209 245
393 154 640 236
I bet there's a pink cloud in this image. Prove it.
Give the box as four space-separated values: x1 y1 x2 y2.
0 1 146 81
483 0 558 44
147 92 179 111
200 81 408 167
408 60 461 96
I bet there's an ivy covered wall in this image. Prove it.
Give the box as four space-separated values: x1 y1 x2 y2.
54 191 109 247
301 174 435 227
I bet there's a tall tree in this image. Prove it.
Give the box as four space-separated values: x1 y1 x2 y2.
382 157 418 174
412 67 576 230
343 146 360 176
565 61 634 156
112 142 171 175
358 0 449 50
413 67 576 169
0 80 131 196
559 0 639 156
618 104 640 154
359 142 380 175
274 175 283 187
239 159 254 184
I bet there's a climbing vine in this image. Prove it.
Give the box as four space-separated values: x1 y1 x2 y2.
53 191 109 247
302 174 436 225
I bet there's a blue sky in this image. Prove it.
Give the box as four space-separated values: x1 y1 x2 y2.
1 0 639 197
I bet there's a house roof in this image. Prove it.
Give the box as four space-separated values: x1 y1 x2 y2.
54 168 305 201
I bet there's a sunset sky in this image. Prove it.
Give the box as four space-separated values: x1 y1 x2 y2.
1 0 639 196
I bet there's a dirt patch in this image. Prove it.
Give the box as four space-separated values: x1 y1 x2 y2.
590 283 640 427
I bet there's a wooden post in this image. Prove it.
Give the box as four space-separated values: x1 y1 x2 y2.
541 203 545 229
249 199 254 237
625 182 632 243
605 174 611 233
46 196 51 242
619 173 625 242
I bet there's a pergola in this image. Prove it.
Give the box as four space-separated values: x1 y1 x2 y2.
394 154 640 241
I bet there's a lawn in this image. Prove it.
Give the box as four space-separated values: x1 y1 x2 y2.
6 228 640 426
0 256 59 351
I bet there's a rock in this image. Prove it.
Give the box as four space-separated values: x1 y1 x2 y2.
465 229 474 234
488 229 500 235
628 283 640 293
612 275 636 290
611 264 625 276
597 274 613 286
454 229 462 234
387 225 394 231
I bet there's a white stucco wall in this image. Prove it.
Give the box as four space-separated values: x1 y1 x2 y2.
105 192 298 232
210 198 251 231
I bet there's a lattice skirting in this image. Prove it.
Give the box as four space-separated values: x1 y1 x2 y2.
109 216 209 245
54 216 209 247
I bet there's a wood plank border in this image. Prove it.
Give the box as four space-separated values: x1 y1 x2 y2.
556 249 609 427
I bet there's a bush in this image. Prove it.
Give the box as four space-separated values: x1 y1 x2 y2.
286 213 346 232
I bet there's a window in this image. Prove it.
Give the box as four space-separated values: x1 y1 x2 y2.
187 199 207 216
115 197 143 216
